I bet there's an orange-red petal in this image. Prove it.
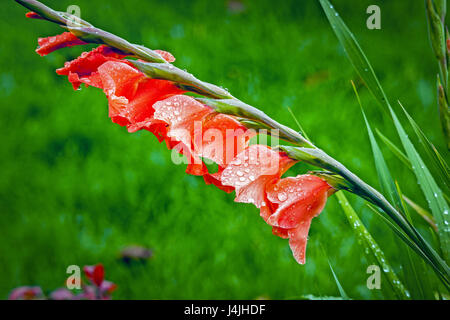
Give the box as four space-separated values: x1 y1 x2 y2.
36 32 87 57
265 175 331 229
203 168 235 193
154 95 211 150
199 113 254 167
287 219 312 264
97 61 184 126
56 45 129 90
154 50 176 63
221 145 296 208
25 12 43 19
264 174 332 264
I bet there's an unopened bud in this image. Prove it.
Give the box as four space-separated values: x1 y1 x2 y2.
426 0 446 61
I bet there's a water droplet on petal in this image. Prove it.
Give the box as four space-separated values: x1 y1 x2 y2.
277 192 287 202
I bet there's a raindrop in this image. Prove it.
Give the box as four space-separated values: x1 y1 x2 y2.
277 192 287 202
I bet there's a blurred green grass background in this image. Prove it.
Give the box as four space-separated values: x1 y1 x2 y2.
0 0 447 299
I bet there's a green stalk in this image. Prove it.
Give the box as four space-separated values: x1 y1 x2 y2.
425 0 450 147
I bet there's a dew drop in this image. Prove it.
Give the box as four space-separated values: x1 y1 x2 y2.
277 192 287 202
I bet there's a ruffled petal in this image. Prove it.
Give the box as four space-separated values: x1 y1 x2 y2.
98 61 184 126
127 118 168 141
199 113 254 167
287 219 312 264
266 175 331 229
221 145 296 208
154 95 212 149
25 11 44 20
203 167 235 193
36 32 87 56
56 45 129 90
83 264 104 286
263 174 331 264
154 50 176 63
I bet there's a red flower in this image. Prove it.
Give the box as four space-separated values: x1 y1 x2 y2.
56 45 129 90
55 44 175 91
97 61 184 127
8 286 44 300
81 264 117 299
220 144 297 208
36 32 87 57
151 95 255 179
83 264 105 286
264 175 332 264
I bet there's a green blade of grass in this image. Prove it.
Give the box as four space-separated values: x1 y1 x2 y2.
394 181 436 299
355 83 433 298
403 195 438 232
354 82 402 210
399 101 450 192
389 105 450 262
376 128 450 204
336 192 410 299
318 241 350 299
318 0 389 113
327 259 350 300
375 129 412 169
320 0 450 274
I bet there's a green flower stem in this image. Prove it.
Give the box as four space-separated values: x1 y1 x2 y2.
196 98 315 148
425 0 450 146
130 61 233 99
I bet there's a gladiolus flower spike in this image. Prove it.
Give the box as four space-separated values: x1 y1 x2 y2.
15 0 450 284
24 24 333 265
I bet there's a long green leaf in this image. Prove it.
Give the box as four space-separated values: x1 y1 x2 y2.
327 258 350 300
354 83 402 210
377 128 450 204
320 0 450 270
356 85 432 298
395 182 436 299
318 0 388 113
336 192 410 299
389 105 450 262
403 195 438 232
375 129 412 169
399 101 450 192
